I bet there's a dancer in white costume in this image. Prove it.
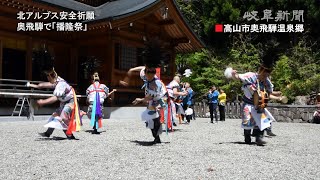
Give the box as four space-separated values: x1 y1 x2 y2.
225 53 287 145
86 72 116 134
132 39 168 144
28 49 80 139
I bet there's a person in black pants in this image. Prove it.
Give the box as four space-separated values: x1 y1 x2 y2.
191 92 196 120
182 82 195 122
132 39 167 144
218 89 226 121
151 117 161 143
132 65 166 144
227 58 286 146
207 86 219 123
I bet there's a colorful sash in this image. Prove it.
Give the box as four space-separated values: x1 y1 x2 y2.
160 82 173 134
90 90 103 129
66 88 81 135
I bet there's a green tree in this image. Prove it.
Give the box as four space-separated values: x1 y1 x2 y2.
176 0 320 103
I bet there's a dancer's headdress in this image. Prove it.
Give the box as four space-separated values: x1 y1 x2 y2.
176 62 190 77
260 47 280 73
224 67 234 79
92 72 100 82
183 69 192 77
142 38 164 73
32 48 56 78
81 56 101 80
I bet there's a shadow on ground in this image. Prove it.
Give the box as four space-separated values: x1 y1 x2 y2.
84 130 107 133
214 141 259 146
162 128 184 133
130 140 170 146
35 136 80 141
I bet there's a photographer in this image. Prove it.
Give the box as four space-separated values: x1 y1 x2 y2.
207 85 219 124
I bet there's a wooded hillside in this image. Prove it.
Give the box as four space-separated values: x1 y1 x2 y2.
176 0 320 103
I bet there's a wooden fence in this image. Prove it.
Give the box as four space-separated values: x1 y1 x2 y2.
193 101 318 122
193 102 242 119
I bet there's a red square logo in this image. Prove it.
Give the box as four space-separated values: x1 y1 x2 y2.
215 24 223 32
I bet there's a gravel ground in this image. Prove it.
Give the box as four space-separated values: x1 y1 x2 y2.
0 117 320 180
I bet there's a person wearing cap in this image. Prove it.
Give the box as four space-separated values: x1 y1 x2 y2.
166 76 188 126
86 72 116 134
230 61 285 146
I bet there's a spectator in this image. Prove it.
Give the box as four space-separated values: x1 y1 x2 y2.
218 89 226 121
182 82 194 123
166 76 188 125
207 85 219 123
312 93 320 124
191 91 197 120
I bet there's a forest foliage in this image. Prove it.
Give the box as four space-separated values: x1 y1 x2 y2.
176 0 320 103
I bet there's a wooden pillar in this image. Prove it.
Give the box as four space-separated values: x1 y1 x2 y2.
110 38 115 87
70 47 78 84
26 37 32 80
107 33 113 85
0 40 2 78
109 31 117 106
171 48 176 76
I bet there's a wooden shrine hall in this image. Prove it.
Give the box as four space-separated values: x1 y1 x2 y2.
0 0 204 106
